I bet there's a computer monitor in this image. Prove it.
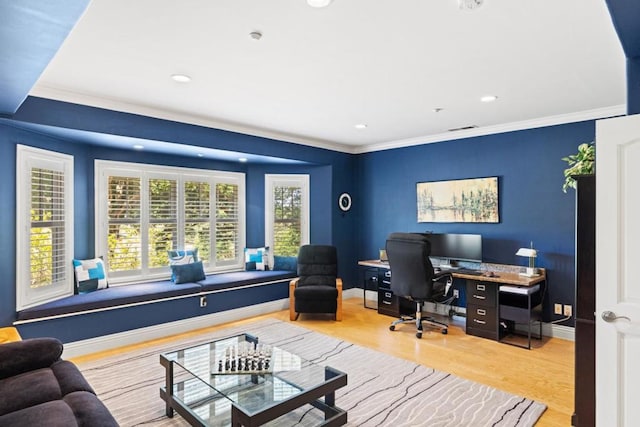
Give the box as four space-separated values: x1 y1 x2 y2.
425 233 482 267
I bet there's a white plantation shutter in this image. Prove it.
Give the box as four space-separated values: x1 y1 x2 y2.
184 181 211 264
96 161 245 282
107 176 142 273
148 178 178 268
17 146 74 310
215 183 239 264
265 175 309 262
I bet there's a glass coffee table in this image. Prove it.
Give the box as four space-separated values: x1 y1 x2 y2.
160 333 347 426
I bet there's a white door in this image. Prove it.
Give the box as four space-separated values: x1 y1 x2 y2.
596 114 640 426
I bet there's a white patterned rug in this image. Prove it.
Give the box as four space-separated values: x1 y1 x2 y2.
77 319 545 426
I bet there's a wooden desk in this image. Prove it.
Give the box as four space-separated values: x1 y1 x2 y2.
357 260 546 343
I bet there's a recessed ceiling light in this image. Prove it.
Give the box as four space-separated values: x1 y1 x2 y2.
171 74 191 83
307 0 332 7
432 108 444 113
238 157 248 163
459 0 484 10
249 31 262 41
354 124 367 129
132 144 144 150
197 153 204 157
480 95 498 103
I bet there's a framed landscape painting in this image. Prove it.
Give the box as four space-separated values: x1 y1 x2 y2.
417 177 499 223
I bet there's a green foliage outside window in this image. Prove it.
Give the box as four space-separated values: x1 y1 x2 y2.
273 186 302 256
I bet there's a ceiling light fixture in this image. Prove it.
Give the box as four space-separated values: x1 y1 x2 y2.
480 95 498 103
459 0 484 11
171 74 191 83
432 108 444 113
249 31 262 41
307 0 333 8
238 157 248 163
132 144 145 150
197 153 204 157
354 123 367 129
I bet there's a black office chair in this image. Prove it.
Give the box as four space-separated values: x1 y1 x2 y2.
289 245 343 321
385 232 454 338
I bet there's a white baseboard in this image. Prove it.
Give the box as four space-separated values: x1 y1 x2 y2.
62 299 289 359
63 289 574 358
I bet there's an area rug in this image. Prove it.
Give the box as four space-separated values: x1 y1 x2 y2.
77 319 546 426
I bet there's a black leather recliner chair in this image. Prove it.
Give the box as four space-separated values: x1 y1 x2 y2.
385 232 454 338
289 245 342 321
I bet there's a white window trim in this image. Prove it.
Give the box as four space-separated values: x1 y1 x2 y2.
264 174 310 266
16 145 74 310
95 160 246 284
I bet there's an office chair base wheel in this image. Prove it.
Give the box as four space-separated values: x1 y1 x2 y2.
448 309 456 318
441 329 448 335
416 332 422 339
389 325 395 331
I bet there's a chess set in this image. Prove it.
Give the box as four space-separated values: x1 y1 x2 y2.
213 341 273 375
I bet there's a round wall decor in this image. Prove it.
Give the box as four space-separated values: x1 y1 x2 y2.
338 193 352 212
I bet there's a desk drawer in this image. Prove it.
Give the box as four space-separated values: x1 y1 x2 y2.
466 281 497 307
378 289 398 317
467 304 498 340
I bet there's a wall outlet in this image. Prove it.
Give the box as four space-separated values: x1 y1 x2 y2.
564 304 572 317
453 289 460 298
554 303 562 315
200 296 207 307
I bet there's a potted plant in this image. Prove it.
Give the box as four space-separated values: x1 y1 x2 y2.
562 142 595 192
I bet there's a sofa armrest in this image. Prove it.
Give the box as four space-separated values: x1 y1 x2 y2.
0 337 63 380
289 277 300 321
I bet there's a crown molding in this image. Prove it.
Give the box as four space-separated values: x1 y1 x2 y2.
29 84 355 154
28 85 625 156
354 105 626 154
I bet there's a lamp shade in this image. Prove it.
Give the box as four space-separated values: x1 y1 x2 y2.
515 248 537 257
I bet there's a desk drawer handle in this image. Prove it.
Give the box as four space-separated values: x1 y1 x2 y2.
382 300 392 305
477 309 486 316
473 294 486 300
476 284 485 291
473 319 486 325
384 292 392 298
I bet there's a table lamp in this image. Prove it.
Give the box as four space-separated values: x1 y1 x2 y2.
516 244 538 277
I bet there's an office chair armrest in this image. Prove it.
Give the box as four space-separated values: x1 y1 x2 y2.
432 271 454 295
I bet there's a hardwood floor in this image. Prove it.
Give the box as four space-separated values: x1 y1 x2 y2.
72 298 574 426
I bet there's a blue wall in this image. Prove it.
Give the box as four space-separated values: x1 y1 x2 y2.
0 97 358 332
357 121 595 324
1 95 593 336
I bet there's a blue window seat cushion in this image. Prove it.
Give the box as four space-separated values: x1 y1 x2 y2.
17 280 201 321
197 270 296 292
17 270 297 322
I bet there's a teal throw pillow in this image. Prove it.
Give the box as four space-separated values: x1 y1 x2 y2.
73 257 109 294
244 247 269 271
171 261 206 284
273 256 297 272
168 248 199 282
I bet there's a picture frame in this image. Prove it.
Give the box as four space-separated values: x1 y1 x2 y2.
417 177 499 223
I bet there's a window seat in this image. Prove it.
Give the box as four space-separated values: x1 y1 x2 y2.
16 270 297 322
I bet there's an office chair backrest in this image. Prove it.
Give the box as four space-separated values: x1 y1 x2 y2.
385 232 436 300
297 245 338 287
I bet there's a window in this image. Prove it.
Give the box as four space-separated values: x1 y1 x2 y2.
16 145 74 310
265 175 309 261
96 161 245 283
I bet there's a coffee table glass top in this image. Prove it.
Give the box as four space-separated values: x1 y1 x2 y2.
162 333 335 424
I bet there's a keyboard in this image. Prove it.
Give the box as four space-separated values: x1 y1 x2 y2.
454 269 483 276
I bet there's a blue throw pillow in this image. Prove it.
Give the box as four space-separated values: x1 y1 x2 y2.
171 261 206 284
73 257 109 294
273 256 297 272
168 248 199 281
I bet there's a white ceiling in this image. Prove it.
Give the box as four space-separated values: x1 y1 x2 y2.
30 0 627 154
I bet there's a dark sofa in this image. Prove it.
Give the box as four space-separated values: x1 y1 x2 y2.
0 338 118 426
